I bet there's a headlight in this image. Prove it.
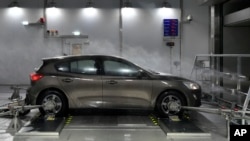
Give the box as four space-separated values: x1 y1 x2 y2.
183 81 200 90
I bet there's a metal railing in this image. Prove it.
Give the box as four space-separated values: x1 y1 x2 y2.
190 54 250 108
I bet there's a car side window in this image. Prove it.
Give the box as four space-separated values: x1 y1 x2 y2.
56 62 69 72
70 59 97 75
103 60 138 77
55 59 97 75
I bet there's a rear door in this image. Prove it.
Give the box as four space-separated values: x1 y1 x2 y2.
56 57 102 108
101 57 152 109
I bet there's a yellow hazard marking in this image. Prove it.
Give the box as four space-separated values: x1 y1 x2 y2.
149 115 159 126
183 114 190 120
169 116 180 122
47 116 55 121
65 116 73 125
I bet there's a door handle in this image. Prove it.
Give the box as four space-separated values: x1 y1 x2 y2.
106 80 118 85
62 78 73 83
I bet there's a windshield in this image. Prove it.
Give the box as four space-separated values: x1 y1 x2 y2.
147 69 160 75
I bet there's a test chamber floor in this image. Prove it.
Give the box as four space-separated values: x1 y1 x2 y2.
62 115 167 141
14 114 167 141
14 111 211 141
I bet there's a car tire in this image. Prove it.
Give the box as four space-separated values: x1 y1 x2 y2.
156 91 186 117
37 90 68 117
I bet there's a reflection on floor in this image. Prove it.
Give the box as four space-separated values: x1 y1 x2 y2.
0 91 227 141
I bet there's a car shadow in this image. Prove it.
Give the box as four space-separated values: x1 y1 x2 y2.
68 109 154 117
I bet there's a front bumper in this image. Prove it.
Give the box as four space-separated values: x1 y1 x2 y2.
190 89 202 107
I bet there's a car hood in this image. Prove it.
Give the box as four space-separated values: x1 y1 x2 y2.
150 72 188 81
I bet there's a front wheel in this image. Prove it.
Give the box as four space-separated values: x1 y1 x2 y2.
156 91 186 117
37 90 68 117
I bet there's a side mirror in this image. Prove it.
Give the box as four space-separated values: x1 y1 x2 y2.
137 70 146 79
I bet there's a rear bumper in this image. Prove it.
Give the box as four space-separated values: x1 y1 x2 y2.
25 88 36 105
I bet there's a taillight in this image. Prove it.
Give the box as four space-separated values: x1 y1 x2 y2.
30 73 44 82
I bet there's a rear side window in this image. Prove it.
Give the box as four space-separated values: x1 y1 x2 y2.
70 60 97 75
35 61 44 72
56 62 69 72
55 59 97 75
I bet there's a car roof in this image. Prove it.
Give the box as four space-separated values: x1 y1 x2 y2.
42 54 124 61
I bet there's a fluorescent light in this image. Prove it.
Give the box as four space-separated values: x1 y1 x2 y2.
47 0 56 8
8 1 19 8
22 21 29 25
73 31 81 36
123 1 132 8
86 0 94 8
162 0 171 8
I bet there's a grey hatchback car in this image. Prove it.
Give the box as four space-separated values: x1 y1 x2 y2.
25 55 201 117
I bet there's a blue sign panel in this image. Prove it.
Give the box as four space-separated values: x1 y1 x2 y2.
163 19 178 37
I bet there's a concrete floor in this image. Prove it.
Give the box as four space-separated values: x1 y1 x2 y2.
0 86 228 141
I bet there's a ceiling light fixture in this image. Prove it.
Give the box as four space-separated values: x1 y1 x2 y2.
47 0 56 8
8 0 19 8
123 0 132 8
86 0 94 8
162 0 171 8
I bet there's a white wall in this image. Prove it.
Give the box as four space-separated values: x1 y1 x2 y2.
0 0 61 84
181 0 209 77
0 0 209 84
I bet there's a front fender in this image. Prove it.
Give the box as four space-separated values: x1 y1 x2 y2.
151 80 192 107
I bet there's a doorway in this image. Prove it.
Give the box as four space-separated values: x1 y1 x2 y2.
62 38 89 56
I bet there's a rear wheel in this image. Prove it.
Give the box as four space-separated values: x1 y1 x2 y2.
37 90 68 117
156 91 186 117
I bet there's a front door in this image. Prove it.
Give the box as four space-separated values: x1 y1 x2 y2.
102 58 152 109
